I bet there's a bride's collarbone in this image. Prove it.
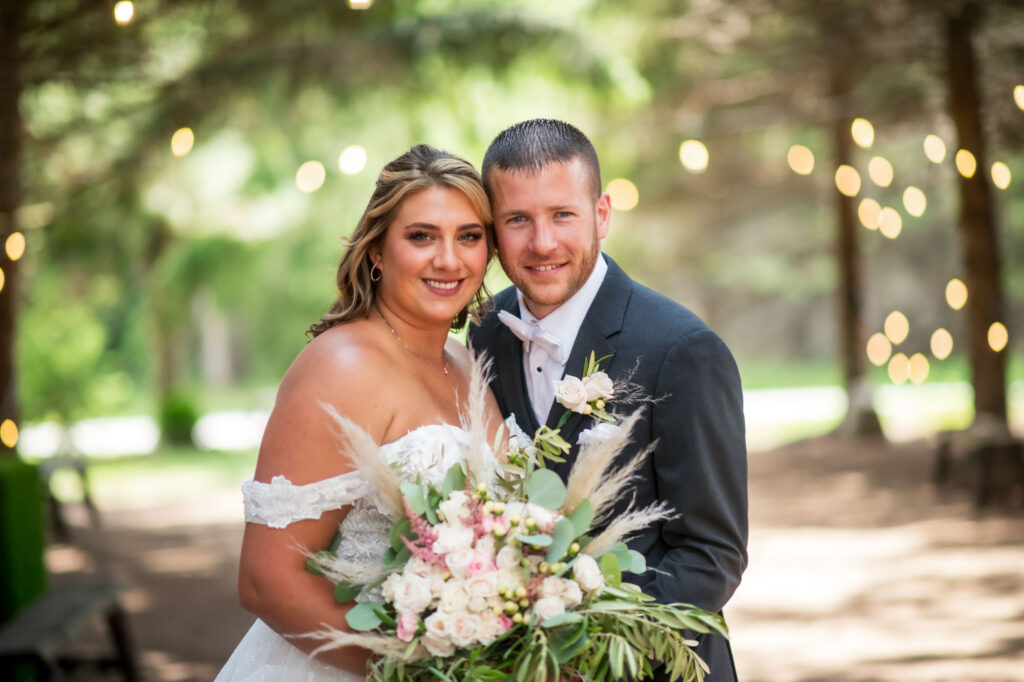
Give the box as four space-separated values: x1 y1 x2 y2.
376 369 464 436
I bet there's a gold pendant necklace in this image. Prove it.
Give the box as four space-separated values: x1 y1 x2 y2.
376 308 450 376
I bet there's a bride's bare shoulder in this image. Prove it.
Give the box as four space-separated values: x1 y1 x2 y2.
288 319 387 382
274 319 399 427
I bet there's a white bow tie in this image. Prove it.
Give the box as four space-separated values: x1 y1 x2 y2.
498 310 568 364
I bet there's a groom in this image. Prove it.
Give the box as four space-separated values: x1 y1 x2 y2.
468 119 748 682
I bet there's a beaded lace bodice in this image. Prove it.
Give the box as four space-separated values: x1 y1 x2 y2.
242 423 480 582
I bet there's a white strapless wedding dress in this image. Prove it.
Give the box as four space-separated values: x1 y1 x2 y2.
215 423 485 681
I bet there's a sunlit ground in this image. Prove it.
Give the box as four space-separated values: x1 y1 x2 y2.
41 412 1024 682
729 437 1024 682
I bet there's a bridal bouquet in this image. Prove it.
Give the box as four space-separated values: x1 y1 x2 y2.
307 362 726 681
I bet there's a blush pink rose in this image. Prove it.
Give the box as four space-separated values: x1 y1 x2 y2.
396 612 419 643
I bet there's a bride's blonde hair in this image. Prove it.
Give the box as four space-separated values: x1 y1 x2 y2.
308 145 494 337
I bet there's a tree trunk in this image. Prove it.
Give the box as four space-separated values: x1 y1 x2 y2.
828 41 883 439
945 2 1007 423
0 0 25 455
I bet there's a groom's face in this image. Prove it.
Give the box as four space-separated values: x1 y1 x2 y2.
489 158 610 319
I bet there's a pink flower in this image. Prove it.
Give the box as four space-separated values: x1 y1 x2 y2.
396 612 419 643
466 557 497 578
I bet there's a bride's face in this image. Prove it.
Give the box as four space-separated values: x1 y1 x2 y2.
372 186 489 328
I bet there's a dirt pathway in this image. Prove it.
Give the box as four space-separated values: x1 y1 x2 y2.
51 436 1024 681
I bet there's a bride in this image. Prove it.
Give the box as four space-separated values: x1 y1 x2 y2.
215 145 503 680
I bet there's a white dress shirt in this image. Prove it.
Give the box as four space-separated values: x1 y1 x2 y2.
515 256 608 424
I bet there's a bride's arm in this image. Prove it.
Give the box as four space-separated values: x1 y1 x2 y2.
237 335 390 673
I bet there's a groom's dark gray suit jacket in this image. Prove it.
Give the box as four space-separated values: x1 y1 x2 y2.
468 255 748 682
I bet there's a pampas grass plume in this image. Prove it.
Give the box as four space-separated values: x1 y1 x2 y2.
320 401 403 518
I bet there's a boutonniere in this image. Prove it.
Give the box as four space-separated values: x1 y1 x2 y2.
553 351 616 429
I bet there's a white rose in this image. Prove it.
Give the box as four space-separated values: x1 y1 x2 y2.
381 573 401 602
444 547 478 580
553 375 589 413
582 372 615 401
422 634 454 657
424 611 452 639
477 613 503 645
391 573 434 614
466 594 489 613
577 422 623 447
532 596 566 623
495 546 522 572
573 554 605 593
475 534 496 558
449 612 482 649
433 523 475 555
438 491 471 525
465 571 499 600
560 579 583 608
439 582 469 613
497 566 527 592
538 577 564 600
428 573 446 597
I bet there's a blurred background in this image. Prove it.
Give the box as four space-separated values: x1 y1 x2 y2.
0 0 1022 680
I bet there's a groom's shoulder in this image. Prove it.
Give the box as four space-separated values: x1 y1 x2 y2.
621 274 710 339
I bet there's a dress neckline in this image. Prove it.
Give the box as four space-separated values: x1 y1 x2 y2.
379 422 466 450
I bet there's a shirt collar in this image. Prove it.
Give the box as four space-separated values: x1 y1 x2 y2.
516 254 608 355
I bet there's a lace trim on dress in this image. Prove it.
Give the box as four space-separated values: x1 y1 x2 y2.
241 422 478 529
242 472 373 529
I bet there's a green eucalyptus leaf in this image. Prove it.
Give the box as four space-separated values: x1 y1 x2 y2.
600 552 622 586
442 463 466 495
333 580 361 603
526 469 566 509
538 612 584 628
627 549 647 574
346 601 383 631
390 519 413 552
517 533 552 547
545 517 577 563
567 499 594 536
385 545 412 570
400 482 427 516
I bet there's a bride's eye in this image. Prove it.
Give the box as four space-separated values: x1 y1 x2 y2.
408 230 433 242
459 231 485 243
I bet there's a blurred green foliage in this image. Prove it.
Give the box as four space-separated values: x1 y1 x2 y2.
11 0 1024 427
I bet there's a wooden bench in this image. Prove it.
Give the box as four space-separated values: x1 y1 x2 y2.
0 578 141 681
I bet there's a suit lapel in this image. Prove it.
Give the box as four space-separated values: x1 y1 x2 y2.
547 256 633 479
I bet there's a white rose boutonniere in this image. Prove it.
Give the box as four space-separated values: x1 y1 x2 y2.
552 375 589 414
554 351 617 427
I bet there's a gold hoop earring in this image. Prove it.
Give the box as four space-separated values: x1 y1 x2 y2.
370 263 382 282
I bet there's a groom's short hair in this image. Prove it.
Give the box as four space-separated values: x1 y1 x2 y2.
482 119 602 200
